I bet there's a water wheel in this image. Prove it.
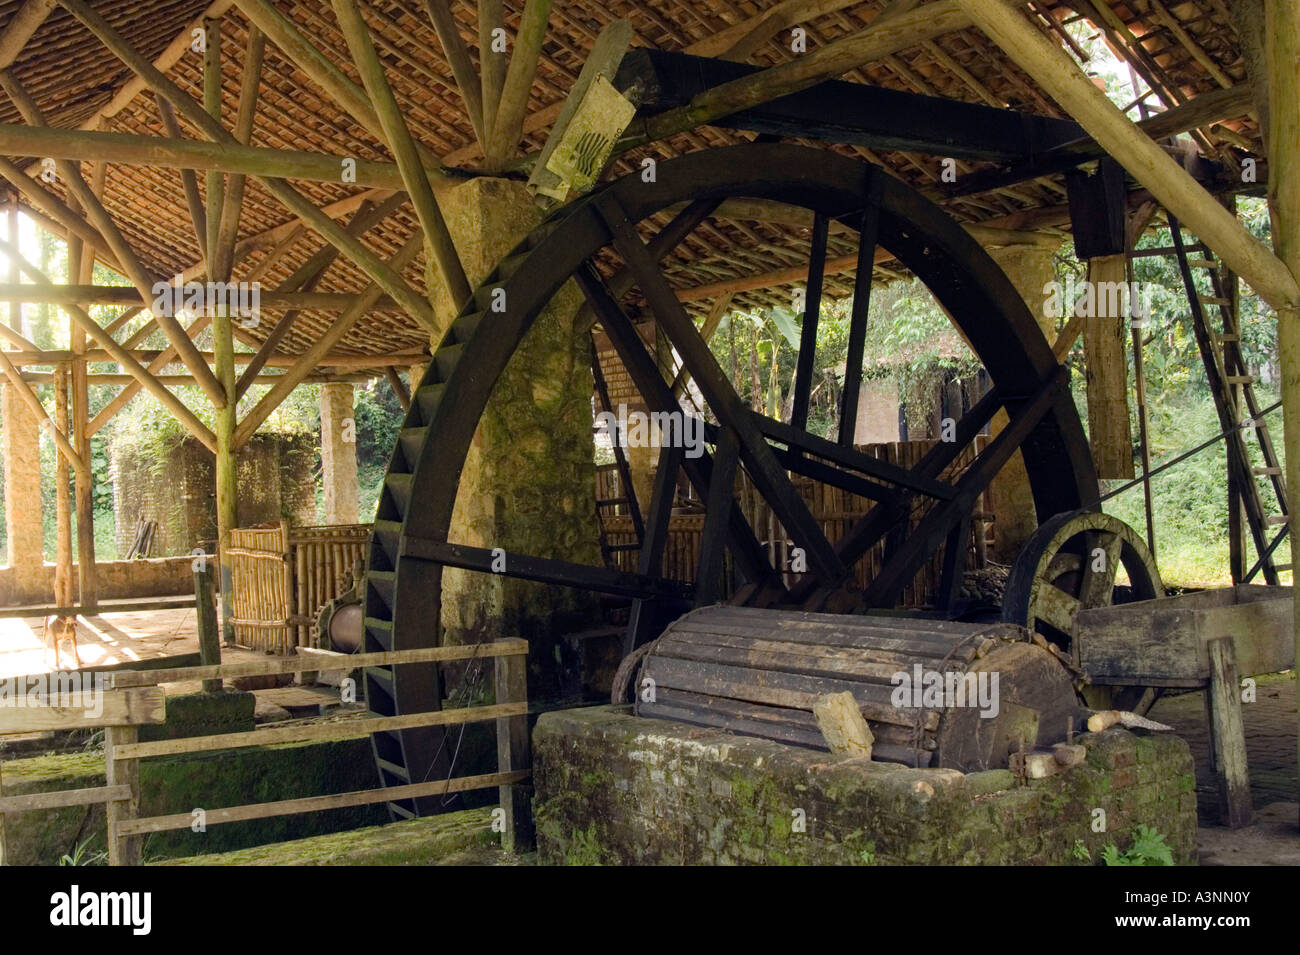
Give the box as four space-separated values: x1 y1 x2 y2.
362 143 1100 813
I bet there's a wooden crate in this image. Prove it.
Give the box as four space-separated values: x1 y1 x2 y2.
1076 584 1295 685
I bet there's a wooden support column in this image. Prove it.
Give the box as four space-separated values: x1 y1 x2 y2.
1082 254 1135 479
1206 636 1254 828
1 204 41 588
52 363 73 619
320 382 359 524
67 160 100 607
1261 0 1300 821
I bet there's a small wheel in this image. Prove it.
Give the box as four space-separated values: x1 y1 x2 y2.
1002 510 1163 713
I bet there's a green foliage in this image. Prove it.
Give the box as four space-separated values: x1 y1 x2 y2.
1102 825 1174 866
58 837 108 867
1072 838 1092 862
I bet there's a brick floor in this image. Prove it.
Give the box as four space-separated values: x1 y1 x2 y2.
1149 671 1300 864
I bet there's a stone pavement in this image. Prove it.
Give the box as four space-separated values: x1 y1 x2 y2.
1149 671 1300 864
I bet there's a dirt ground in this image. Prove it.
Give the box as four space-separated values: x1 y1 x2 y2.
1149 671 1300 865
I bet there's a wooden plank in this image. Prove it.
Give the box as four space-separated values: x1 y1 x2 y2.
105 725 141 865
111 701 526 760
0 784 130 814
0 688 165 734
0 595 196 619
494 649 532 852
110 642 524 690
1207 636 1254 828
117 770 528 835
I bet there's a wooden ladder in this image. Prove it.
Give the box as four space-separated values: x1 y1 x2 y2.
590 337 644 568
1170 217 1289 583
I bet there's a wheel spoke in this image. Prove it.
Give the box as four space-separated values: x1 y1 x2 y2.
838 171 883 446
574 261 779 589
1033 577 1081 632
1079 530 1122 607
696 428 739 605
789 212 828 431
594 193 845 587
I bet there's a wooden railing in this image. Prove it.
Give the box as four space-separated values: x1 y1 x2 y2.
0 641 531 865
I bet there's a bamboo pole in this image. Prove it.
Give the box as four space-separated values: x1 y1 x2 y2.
233 231 424 446
0 348 87 474
485 0 553 166
60 0 436 330
420 0 485 147
213 25 266 282
0 235 217 451
331 0 470 309
0 120 411 190
203 16 225 273
953 0 1300 311
154 96 209 265
79 0 234 130
0 72 229 405
479 0 505 135
0 0 55 70
1262 0 1300 822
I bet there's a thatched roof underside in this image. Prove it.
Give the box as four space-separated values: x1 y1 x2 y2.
0 0 1261 366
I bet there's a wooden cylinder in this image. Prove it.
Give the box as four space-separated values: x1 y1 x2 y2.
637 606 1080 771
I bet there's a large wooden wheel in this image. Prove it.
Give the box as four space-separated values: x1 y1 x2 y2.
362 143 1099 813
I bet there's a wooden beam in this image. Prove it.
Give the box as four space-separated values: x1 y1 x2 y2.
67 155 101 608
479 0 506 135
384 365 410 408
1263 0 1300 819
155 96 208 263
954 0 1299 311
720 0 863 61
0 235 217 451
421 0 485 148
231 0 447 176
624 1 977 150
0 120 412 190
86 313 210 437
0 0 54 70
0 283 402 310
485 0 553 166
212 24 266 282
0 71 229 405
233 231 423 446
0 346 87 474
60 0 437 330
0 156 123 270
332 0 470 309
78 0 234 130
203 16 225 275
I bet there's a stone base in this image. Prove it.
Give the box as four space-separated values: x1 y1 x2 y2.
533 706 1198 865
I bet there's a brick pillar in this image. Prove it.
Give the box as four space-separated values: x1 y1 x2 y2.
985 244 1059 562
319 382 359 524
2 381 43 583
425 176 600 684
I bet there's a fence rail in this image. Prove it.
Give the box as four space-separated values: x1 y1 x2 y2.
0 640 531 865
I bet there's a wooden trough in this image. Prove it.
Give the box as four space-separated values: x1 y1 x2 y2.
1075 584 1295 828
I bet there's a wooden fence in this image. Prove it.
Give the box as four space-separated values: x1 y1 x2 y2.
228 521 371 651
0 641 531 865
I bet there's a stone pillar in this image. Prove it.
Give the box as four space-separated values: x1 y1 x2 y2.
2 382 42 584
425 176 600 684
985 244 1059 562
319 382 359 524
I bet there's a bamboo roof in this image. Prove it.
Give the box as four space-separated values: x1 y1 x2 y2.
0 0 1262 366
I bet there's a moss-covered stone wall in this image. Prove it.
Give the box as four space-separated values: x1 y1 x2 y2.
0 735 386 865
533 706 1198 865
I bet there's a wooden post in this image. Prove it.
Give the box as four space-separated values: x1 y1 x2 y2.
53 363 74 642
0 763 8 866
105 725 141 865
194 562 222 691
1262 0 1300 823
1206 636 1253 828
67 169 98 610
494 646 532 852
